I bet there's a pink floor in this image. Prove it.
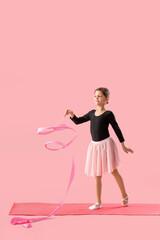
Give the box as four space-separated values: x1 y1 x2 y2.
1 204 160 240
9 202 160 216
0 200 158 240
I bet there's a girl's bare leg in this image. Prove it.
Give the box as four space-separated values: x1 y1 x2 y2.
94 176 102 204
111 168 128 205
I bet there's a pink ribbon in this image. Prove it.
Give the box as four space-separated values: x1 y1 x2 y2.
10 115 77 228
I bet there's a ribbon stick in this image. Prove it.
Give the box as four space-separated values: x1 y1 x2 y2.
10 116 77 228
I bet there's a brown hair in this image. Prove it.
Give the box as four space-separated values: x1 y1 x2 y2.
94 87 110 104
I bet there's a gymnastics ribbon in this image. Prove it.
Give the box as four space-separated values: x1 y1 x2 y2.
10 115 77 228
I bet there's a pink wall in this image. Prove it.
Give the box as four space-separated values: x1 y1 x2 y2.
0 0 160 238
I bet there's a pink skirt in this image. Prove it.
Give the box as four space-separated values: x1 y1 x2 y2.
85 137 121 177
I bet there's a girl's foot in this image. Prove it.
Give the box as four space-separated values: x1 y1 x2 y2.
89 202 102 210
121 194 129 206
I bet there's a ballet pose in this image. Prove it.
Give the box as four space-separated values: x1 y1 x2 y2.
64 87 134 210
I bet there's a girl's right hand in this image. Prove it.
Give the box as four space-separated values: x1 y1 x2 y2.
64 109 74 118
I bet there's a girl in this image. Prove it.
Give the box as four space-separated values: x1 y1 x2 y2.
64 87 134 210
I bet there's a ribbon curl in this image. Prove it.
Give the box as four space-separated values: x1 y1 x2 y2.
10 116 77 228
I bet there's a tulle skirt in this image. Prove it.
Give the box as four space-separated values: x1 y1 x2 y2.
85 137 121 177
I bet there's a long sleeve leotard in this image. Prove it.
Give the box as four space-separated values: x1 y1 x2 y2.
70 109 125 142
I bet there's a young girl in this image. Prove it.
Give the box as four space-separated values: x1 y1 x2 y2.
64 87 134 210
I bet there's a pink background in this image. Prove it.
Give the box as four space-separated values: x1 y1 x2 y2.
0 0 160 239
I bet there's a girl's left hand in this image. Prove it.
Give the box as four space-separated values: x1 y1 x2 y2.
122 145 134 154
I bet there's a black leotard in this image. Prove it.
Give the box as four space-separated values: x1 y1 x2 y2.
70 109 125 142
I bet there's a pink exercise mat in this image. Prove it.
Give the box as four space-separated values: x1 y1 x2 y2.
9 202 160 216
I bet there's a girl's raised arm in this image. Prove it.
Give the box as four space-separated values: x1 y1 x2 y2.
64 109 91 125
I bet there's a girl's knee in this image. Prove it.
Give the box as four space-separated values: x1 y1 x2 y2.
111 168 118 175
95 176 102 181
95 175 102 179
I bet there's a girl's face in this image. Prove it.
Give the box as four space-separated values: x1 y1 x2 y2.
94 90 109 106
